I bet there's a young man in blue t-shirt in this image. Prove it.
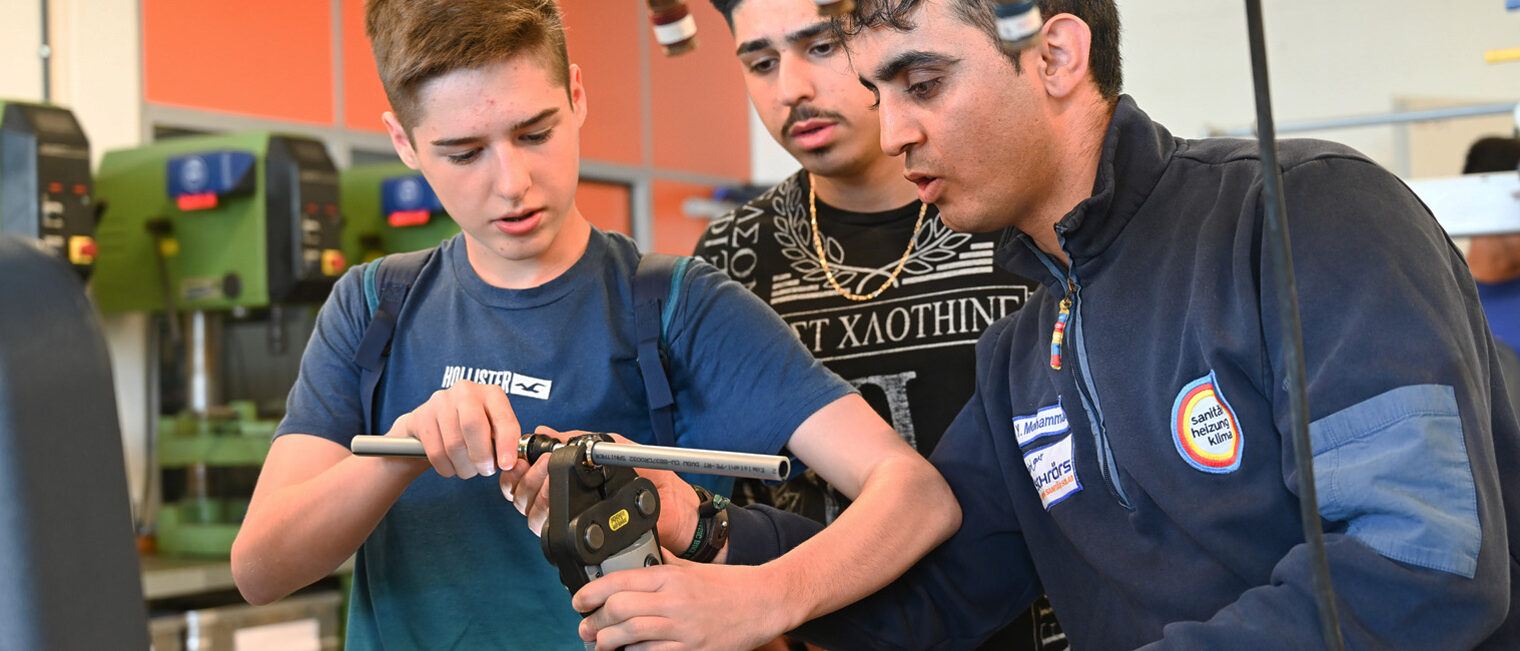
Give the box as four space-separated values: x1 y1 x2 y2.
228 1 959 649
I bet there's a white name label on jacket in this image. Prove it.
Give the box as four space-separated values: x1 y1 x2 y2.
1024 434 1082 509
1013 402 1070 447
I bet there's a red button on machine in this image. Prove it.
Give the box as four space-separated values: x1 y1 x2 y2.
68 235 97 265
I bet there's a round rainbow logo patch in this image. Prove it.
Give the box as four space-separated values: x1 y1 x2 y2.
1170 371 1243 473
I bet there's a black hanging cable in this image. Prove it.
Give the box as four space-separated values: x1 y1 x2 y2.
1243 2 1346 649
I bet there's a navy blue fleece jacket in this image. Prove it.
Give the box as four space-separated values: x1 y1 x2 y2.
725 96 1520 649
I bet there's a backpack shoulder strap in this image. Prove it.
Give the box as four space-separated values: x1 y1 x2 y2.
632 253 691 448
352 248 435 435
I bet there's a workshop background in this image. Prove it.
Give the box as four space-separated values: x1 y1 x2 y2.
0 0 1513 649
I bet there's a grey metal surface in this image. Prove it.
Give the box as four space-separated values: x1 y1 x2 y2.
0 234 149 649
589 440 789 481
349 435 429 458
1208 101 1519 137
186 310 221 414
1406 171 1520 237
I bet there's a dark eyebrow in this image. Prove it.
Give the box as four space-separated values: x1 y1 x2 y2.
736 21 831 57
736 36 772 57
512 107 560 131
429 107 559 147
872 50 959 84
784 22 831 46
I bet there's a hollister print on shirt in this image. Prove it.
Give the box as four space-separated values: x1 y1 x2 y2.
440 365 553 401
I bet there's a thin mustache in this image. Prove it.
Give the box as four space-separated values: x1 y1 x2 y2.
783 104 847 135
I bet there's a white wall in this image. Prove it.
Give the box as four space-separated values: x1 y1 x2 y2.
1123 0 1518 176
0 0 44 101
751 103 800 186
747 0 1520 183
50 0 145 164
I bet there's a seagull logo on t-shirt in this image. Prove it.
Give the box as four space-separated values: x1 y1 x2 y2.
509 374 552 400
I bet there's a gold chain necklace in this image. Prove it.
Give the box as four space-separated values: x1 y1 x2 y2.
809 175 929 302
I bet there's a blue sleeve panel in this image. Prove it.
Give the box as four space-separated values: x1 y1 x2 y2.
1140 156 1513 649
1310 384 1479 578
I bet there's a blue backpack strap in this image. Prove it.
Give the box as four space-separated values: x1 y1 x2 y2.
352 248 434 436
632 253 691 448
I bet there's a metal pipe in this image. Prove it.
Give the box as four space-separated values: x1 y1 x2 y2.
1207 101 1518 138
589 441 788 481
39 0 50 103
188 311 209 414
350 435 790 481
186 310 221 415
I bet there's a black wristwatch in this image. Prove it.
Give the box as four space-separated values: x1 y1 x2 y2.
679 485 730 563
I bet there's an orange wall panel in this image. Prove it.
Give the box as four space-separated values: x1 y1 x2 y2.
579 180 633 237
650 3 749 181
143 0 333 124
561 1 645 166
652 180 715 255
342 0 390 133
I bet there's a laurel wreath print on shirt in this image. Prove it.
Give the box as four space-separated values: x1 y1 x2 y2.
767 176 971 296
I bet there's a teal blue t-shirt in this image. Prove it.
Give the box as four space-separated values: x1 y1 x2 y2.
276 230 853 649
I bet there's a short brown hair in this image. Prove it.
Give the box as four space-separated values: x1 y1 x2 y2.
365 0 571 131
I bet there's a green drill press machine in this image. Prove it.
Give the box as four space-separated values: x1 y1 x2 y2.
92 132 347 556
0 100 97 276
340 161 457 264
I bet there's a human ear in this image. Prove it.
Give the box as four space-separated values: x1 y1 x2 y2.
567 64 588 128
1037 14 1093 100
382 111 422 170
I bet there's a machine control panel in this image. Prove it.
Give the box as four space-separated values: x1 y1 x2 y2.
0 102 95 277
268 136 345 303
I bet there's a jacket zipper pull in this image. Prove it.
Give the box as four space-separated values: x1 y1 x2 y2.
1050 279 1076 370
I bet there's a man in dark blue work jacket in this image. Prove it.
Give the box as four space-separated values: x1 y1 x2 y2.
569 1 1520 649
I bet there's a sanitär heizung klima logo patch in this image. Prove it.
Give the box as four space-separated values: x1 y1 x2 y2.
1171 370 1243 473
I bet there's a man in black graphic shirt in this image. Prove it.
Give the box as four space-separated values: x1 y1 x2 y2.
697 0 1056 648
